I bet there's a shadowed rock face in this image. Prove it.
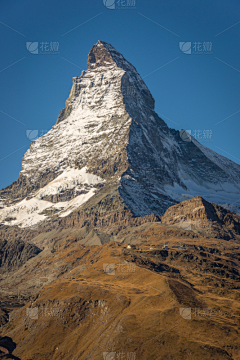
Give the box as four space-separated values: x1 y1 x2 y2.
0 238 41 274
87 41 115 69
0 337 21 359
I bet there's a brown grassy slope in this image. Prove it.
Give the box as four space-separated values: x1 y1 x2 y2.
0 226 240 360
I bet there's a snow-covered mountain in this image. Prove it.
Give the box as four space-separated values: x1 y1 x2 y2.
1 40 240 228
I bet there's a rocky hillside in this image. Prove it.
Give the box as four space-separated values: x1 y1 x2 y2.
1 228 240 359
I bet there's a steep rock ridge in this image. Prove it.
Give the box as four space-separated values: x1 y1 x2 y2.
162 196 240 240
0 40 240 229
20 41 136 183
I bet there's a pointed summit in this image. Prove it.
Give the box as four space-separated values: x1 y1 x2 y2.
87 40 118 69
87 40 134 71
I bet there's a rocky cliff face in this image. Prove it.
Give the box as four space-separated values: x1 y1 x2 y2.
0 238 41 274
162 196 240 240
0 40 240 230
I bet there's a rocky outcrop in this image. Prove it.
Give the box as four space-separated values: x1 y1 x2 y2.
0 238 41 274
161 196 240 240
58 209 161 236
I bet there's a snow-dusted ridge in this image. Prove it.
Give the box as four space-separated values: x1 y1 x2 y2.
35 167 104 199
0 168 103 228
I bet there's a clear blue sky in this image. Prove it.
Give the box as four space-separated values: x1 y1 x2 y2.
0 0 239 189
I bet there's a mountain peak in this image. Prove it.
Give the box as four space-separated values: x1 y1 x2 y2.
87 40 116 70
87 40 137 74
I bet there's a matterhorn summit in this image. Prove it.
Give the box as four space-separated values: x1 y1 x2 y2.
1 40 240 229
